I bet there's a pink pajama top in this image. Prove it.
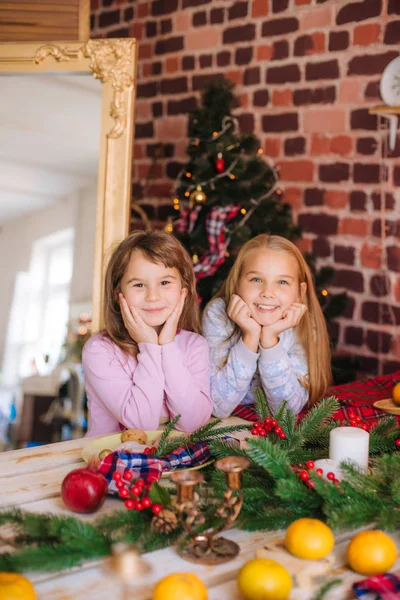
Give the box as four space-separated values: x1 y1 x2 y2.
83 331 212 437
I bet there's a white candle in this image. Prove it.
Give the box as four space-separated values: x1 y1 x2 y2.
329 426 369 473
313 458 343 481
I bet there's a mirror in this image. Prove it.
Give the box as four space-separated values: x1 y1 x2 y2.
0 40 137 449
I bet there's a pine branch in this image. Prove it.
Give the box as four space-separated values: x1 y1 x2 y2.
311 579 342 600
297 396 339 441
154 415 181 457
253 387 270 420
247 437 294 480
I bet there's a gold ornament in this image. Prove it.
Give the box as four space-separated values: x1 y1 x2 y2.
192 254 199 264
190 185 206 206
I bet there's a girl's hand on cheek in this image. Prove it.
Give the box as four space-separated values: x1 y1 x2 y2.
119 293 158 344
261 302 307 348
227 294 261 352
158 287 187 346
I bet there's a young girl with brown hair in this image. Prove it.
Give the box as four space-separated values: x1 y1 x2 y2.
202 234 331 418
83 231 212 436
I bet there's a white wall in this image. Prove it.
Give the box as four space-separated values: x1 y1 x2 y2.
0 182 97 368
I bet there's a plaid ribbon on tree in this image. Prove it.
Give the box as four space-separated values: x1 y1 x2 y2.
175 204 240 280
98 441 212 495
193 204 240 279
232 370 400 425
174 205 202 234
353 573 400 599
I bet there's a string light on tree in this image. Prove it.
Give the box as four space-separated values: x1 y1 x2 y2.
164 217 174 233
322 290 329 297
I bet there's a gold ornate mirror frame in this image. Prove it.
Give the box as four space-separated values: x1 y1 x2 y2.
0 39 138 331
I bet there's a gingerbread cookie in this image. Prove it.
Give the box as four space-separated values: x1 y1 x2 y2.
121 428 148 445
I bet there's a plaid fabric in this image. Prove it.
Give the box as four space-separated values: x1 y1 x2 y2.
353 573 400 599
174 205 202 234
98 441 213 495
193 205 240 280
232 370 400 425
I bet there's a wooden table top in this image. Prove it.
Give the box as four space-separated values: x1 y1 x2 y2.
1 421 399 600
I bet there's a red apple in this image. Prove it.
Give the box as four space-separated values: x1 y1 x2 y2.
61 467 108 513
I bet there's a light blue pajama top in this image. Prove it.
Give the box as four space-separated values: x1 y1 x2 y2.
202 298 309 418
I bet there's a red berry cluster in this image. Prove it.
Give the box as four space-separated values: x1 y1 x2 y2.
251 418 287 440
293 460 340 490
112 471 162 514
340 412 369 431
395 439 400 448
143 446 157 455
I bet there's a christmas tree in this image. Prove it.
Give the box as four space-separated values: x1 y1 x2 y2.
170 77 350 378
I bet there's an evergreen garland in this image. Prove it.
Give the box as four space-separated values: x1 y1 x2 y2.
1 391 400 573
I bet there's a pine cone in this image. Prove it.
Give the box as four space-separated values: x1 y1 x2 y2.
151 508 178 534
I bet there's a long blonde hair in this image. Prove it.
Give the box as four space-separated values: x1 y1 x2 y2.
103 231 200 355
214 234 331 406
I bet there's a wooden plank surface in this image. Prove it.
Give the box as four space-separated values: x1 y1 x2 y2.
2 424 399 599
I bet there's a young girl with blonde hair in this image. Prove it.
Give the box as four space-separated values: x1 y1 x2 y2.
202 234 331 418
83 231 212 436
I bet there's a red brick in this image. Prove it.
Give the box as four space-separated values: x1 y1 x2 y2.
142 62 152 77
300 6 332 29
91 0 99 9
395 276 400 303
252 0 269 18
186 29 221 50
325 190 348 209
283 186 303 211
165 56 180 73
226 70 242 85
295 237 312 253
239 93 250 109
139 43 152 60
360 242 382 269
330 135 353 155
263 137 281 157
137 163 163 179
175 12 191 32
137 2 149 18
340 218 369 237
131 22 144 41
135 102 152 120
277 160 314 182
134 143 145 159
310 134 330 155
155 116 187 139
339 79 363 104
310 32 325 54
354 23 381 46
304 109 346 133
256 45 273 61
272 89 292 107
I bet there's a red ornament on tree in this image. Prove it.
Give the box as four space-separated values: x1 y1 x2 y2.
215 152 225 173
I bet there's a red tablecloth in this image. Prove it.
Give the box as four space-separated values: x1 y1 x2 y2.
232 370 400 425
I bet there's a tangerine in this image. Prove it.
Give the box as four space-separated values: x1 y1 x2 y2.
347 530 397 575
285 518 335 560
237 558 292 600
152 572 207 600
0 573 36 600
392 382 400 406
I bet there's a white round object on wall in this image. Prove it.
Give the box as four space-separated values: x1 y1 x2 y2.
380 56 400 106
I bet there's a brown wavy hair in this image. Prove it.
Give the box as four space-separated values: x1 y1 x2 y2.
103 230 200 355
213 234 332 406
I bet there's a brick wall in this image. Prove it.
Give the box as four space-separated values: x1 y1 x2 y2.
91 0 400 376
